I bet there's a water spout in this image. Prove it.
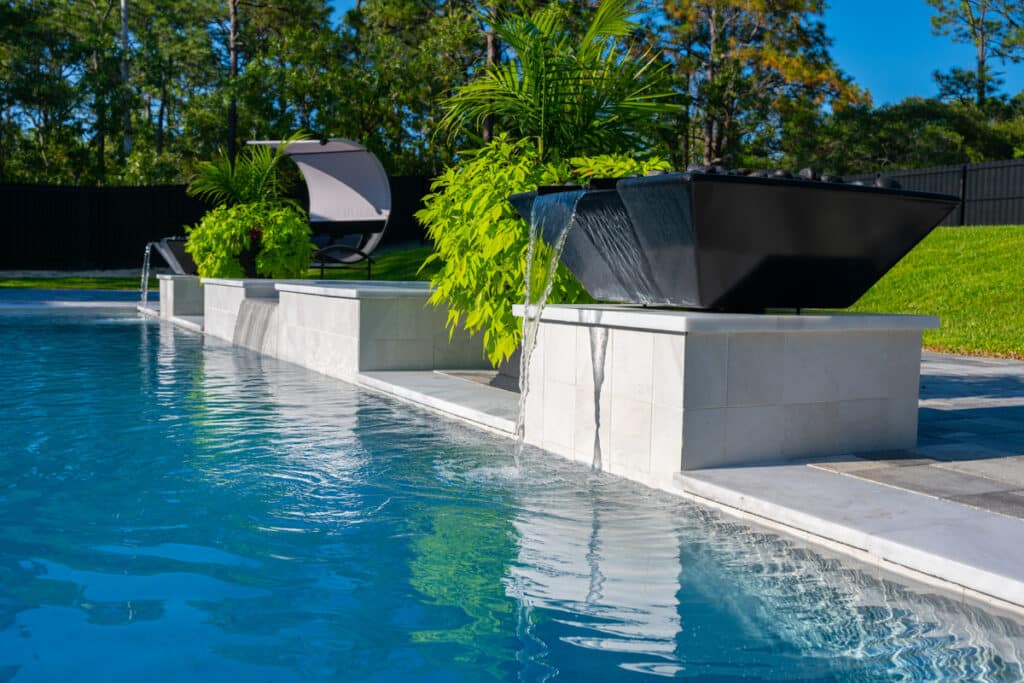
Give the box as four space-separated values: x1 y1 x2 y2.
514 189 585 463
139 242 155 308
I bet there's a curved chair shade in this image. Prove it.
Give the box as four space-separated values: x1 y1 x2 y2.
248 138 391 265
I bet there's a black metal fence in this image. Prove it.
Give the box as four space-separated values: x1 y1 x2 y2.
849 158 1024 226
0 177 432 270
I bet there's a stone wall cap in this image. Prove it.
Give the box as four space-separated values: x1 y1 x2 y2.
512 304 939 333
200 278 308 288
157 273 199 281
275 281 431 299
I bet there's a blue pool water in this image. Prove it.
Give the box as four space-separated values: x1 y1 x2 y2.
1 309 1023 682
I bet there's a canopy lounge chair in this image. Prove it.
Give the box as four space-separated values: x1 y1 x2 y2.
152 235 197 275
248 138 391 278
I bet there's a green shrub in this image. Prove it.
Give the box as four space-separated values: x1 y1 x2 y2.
186 202 314 279
417 135 669 366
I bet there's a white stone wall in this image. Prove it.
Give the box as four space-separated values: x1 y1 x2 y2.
202 282 248 342
158 275 203 319
522 308 932 488
199 280 488 380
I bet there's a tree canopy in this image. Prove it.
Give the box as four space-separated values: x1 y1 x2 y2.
3 0 1024 185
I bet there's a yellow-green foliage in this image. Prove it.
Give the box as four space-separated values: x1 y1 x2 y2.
185 202 314 279
417 135 669 366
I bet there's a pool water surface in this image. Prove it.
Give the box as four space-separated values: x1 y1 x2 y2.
0 310 1022 682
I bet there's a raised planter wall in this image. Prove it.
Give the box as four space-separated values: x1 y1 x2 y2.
157 274 203 319
202 279 488 380
518 305 937 490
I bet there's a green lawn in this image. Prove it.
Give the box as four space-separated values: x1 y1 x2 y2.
849 225 1024 359
306 245 438 282
0 246 439 292
0 276 153 290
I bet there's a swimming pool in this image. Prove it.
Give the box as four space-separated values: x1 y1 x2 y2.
1 309 1022 681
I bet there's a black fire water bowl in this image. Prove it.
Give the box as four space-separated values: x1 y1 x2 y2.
510 173 959 311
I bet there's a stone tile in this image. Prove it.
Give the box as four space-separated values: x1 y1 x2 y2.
835 399 890 453
885 398 919 450
723 405 785 465
855 449 938 466
810 458 903 474
969 430 1024 455
542 380 575 455
683 334 727 409
573 384 609 466
360 299 419 341
726 333 784 406
681 408 725 470
831 331 889 401
782 331 836 403
651 333 684 410
782 402 838 457
650 406 684 475
543 323 577 386
851 463 1020 498
933 455 1024 489
608 396 652 475
885 331 924 399
610 328 653 403
947 490 1024 519
912 442 1017 462
359 338 433 372
576 325 613 389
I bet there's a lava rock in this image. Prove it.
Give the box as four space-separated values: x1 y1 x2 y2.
798 167 818 181
820 174 844 183
771 169 792 179
874 175 901 189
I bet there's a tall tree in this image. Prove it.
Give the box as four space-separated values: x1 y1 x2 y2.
928 0 1024 107
661 0 866 166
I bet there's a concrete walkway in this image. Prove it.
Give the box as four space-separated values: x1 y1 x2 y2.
812 352 1024 519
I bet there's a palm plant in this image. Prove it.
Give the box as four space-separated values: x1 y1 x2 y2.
186 131 309 206
438 0 678 160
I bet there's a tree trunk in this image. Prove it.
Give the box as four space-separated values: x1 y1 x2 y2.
92 50 106 182
121 0 132 155
227 0 239 163
977 51 986 107
156 80 166 156
482 18 498 143
703 8 717 164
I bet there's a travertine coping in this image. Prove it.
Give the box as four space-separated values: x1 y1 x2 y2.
512 304 938 333
275 281 431 299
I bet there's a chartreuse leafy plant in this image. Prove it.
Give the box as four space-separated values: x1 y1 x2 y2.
417 135 669 366
185 132 313 279
186 202 313 279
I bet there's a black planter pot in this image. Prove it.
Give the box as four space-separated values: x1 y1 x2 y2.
510 174 960 311
238 242 261 279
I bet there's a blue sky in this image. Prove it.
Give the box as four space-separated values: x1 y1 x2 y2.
329 0 1024 105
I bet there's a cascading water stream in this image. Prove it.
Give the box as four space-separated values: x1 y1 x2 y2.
139 242 154 308
513 190 585 463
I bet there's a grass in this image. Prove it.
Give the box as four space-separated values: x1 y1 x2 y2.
0 276 153 290
305 245 438 282
0 246 439 291
849 224 1024 359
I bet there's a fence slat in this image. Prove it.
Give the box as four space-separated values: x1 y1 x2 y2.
0 178 430 270
849 158 1024 227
